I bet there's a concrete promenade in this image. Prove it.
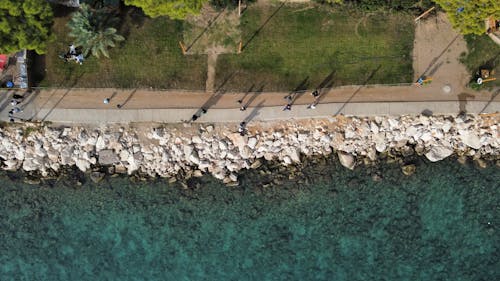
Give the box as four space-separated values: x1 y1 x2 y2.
0 84 498 124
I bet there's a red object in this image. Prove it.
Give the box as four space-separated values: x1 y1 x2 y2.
0 54 8 70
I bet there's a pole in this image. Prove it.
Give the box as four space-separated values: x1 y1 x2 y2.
179 41 187 55
238 0 241 17
415 6 435 22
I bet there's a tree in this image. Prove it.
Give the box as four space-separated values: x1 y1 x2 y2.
433 0 500 35
67 4 125 58
0 0 53 54
124 0 208 20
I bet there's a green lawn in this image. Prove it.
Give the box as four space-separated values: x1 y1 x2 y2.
215 4 415 91
461 34 500 88
40 11 207 90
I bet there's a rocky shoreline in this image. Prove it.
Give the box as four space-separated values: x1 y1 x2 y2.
0 114 498 185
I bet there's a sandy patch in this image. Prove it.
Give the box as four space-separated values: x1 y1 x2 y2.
413 12 470 94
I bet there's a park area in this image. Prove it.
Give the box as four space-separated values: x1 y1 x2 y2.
216 4 415 91
39 3 417 91
38 8 208 90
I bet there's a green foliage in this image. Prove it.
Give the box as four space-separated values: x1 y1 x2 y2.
316 0 421 11
124 0 208 19
434 0 500 35
67 4 125 58
0 0 53 54
461 34 500 89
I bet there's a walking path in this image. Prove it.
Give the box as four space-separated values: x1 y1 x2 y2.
1 11 498 125
0 84 498 124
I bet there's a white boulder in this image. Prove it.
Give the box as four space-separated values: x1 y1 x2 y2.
425 146 454 162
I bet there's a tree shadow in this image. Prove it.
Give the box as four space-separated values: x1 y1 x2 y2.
479 89 500 114
237 84 255 104
244 100 265 123
190 71 237 121
286 77 309 105
334 65 381 115
457 92 475 114
186 8 226 52
421 109 433 116
317 81 335 104
244 84 264 108
427 61 444 77
316 70 336 91
242 1 286 51
28 51 46 87
0 90 14 113
117 89 138 108
36 72 86 121
50 3 79 18
416 34 459 80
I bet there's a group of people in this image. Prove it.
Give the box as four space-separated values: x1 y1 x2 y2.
8 94 24 122
283 89 321 111
61 44 84 65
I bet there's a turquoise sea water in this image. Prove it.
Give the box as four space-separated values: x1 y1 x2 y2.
0 158 498 280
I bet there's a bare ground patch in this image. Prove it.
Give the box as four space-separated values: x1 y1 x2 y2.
183 5 241 55
413 12 470 93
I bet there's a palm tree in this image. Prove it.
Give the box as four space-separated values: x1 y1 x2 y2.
67 4 124 58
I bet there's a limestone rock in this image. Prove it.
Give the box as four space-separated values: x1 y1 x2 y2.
460 132 481 149
76 158 90 172
191 135 203 144
247 137 258 149
240 146 253 159
227 133 246 148
337 151 355 170
250 159 262 169
95 136 106 151
188 152 200 165
22 158 38 171
288 147 301 163
98 150 119 165
283 156 292 165
425 146 453 162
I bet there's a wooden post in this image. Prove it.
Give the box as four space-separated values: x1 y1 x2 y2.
237 41 242 54
238 0 241 17
179 41 187 55
415 6 435 22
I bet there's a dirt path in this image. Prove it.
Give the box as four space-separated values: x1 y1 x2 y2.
206 52 218 93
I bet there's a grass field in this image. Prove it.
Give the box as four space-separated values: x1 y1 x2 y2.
39 10 207 89
215 4 415 92
461 34 500 88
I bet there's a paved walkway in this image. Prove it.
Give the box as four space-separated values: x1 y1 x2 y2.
1 11 497 125
1 84 498 124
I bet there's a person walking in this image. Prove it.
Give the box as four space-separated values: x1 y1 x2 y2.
311 90 319 98
103 98 110 104
240 105 247 111
307 102 318 109
238 122 246 136
283 104 292 111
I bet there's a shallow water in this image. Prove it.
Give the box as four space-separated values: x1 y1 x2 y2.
0 158 498 280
